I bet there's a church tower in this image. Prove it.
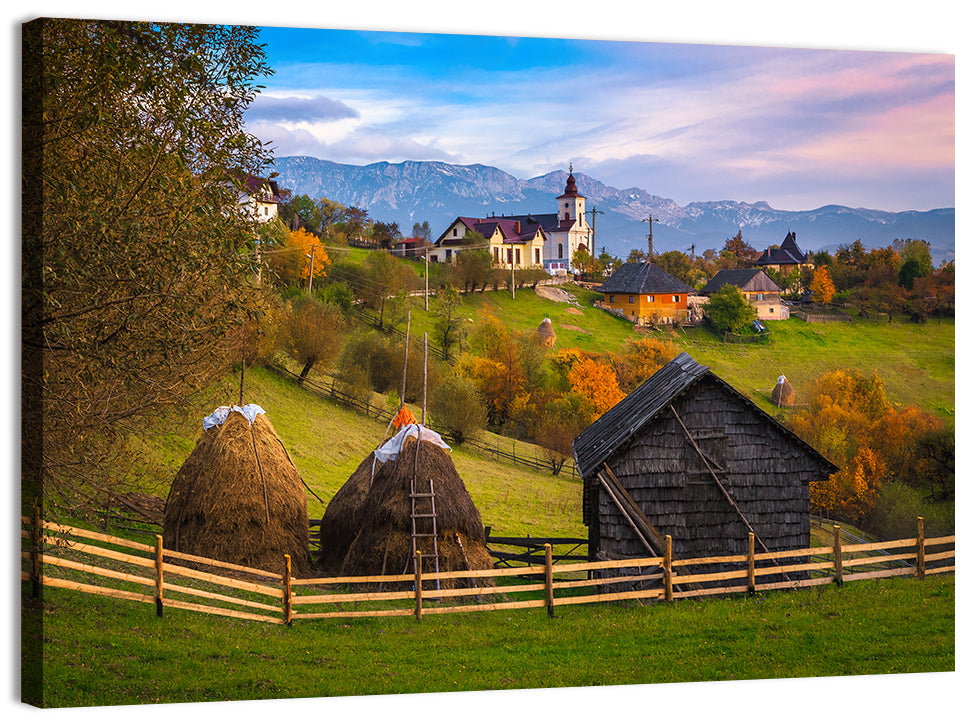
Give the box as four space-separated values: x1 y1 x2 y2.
550 164 592 270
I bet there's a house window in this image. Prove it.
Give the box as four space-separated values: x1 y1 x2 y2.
757 293 765 300
493 248 500 262
535 248 541 264
515 248 521 265
647 295 655 303
453 228 458 237
610 295 615 303
672 295 680 303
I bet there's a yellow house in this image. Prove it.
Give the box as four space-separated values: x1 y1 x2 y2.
427 216 546 267
598 262 694 325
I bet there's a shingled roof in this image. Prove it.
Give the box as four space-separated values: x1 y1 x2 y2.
598 262 695 296
701 268 783 295
756 231 808 266
571 352 837 480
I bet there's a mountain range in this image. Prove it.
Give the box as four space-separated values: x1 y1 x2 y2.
270 156 955 263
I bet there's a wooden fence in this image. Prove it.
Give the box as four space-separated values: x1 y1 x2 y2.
22 513 954 625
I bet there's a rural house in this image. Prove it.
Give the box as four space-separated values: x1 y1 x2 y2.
756 230 813 272
427 215 548 268
236 173 281 223
572 353 836 576
597 261 695 325
427 166 593 275
702 268 790 320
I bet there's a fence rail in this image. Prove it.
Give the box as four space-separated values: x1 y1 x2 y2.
22 514 954 625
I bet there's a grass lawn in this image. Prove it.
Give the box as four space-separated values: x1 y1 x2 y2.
23 574 954 709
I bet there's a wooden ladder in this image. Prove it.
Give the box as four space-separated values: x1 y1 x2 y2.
410 476 441 591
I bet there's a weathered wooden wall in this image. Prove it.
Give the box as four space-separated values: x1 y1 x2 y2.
592 377 816 564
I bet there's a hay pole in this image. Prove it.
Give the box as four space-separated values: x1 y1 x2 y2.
249 421 270 524
399 309 411 415
422 332 428 425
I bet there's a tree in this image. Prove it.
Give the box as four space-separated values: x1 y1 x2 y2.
703 284 757 333
722 231 757 267
23 20 273 506
286 228 331 287
371 220 402 249
428 372 487 444
430 286 467 360
809 265 836 304
360 250 419 328
412 221 432 242
285 297 347 384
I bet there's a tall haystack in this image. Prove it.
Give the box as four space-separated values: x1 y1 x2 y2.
315 426 493 587
537 317 556 348
164 405 310 576
771 375 796 407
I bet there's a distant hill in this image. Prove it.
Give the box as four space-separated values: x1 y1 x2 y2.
270 156 955 263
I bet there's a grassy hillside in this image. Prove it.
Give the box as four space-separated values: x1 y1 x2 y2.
399 283 953 420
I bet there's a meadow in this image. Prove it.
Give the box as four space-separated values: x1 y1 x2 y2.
26 281 956 711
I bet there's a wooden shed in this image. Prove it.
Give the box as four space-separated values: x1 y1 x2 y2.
572 353 836 577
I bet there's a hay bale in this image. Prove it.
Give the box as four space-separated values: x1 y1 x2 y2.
163 407 310 576
537 317 556 348
771 375 796 407
317 431 493 587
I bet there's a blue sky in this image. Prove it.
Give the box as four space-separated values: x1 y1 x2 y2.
246 24 955 213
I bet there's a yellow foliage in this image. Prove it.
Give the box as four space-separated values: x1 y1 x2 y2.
568 356 625 420
809 265 836 303
287 227 330 283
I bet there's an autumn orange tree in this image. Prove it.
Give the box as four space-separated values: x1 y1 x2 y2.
809 265 836 304
787 368 949 528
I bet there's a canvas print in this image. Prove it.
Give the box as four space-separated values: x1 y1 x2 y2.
20 11 955 715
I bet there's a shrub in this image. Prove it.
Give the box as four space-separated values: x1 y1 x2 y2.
428 373 487 444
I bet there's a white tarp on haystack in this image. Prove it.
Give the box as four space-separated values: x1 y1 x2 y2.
202 404 266 430
373 424 451 462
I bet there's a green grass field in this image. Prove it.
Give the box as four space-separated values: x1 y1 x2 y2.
24 574 954 708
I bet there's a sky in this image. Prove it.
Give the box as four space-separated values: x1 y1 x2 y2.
246 19 955 214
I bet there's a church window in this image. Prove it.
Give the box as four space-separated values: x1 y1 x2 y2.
557 243 563 258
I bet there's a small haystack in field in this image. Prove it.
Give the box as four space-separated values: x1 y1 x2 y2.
164 405 310 576
771 375 796 407
315 425 493 587
537 317 556 348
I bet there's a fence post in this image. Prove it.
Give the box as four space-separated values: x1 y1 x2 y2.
916 517 925 579
154 535 164 618
833 525 843 586
282 554 293 625
747 532 756 595
663 535 673 603
414 550 423 621
544 544 555 618
31 505 42 600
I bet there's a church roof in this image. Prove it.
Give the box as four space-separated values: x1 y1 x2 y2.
556 168 584 200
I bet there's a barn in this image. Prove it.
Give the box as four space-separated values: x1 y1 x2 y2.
572 353 836 576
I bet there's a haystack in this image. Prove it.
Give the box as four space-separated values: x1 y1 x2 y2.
315 425 493 587
537 317 556 348
164 405 310 577
771 375 796 407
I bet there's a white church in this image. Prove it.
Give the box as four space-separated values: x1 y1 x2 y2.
428 166 593 275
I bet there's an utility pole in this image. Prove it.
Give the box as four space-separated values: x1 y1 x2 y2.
642 216 659 261
588 206 605 258
307 245 315 294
